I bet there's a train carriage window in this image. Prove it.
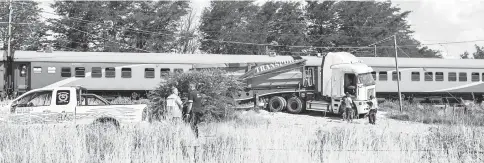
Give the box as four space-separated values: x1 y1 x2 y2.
392 71 401 81
121 68 131 78
472 72 480 82
145 68 155 78
33 67 42 74
459 72 467 82
435 72 444 81
61 67 71 77
378 72 387 81
105 67 115 78
92 67 102 78
47 67 56 74
411 72 420 81
424 72 433 81
174 68 183 73
371 71 377 80
448 72 457 81
160 68 170 78
75 67 85 78
482 73 484 81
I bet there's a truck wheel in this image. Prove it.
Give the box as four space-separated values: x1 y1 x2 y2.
278 97 287 111
92 117 120 130
268 96 285 112
286 96 304 114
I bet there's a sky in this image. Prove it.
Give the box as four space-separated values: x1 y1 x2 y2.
37 0 484 59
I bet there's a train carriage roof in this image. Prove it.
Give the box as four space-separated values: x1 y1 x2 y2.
6 51 296 64
359 57 484 69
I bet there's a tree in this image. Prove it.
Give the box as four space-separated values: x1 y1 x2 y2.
305 1 440 58
0 1 47 52
472 45 484 59
50 1 190 52
199 1 258 54
460 51 470 59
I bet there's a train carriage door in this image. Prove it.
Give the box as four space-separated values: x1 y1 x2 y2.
15 62 31 95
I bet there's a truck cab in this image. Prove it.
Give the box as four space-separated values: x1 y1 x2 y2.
330 64 376 115
6 86 148 126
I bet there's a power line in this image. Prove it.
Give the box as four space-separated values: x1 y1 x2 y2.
39 8 484 53
48 19 152 53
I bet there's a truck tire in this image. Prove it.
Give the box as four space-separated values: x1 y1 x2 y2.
268 96 285 112
92 117 120 130
278 96 287 111
286 96 304 114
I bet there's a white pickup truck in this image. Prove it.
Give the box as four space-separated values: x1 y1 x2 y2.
4 86 148 127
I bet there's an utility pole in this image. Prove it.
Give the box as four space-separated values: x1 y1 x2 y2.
393 34 403 112
6 0 14 98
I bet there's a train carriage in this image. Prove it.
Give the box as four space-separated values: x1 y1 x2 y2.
1 51 297 98
359 57 484 100
4 50 484 101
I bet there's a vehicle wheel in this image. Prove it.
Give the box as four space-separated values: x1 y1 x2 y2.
286 96 304 114
278 96 287 111
268 96 285 112
92 117 120 130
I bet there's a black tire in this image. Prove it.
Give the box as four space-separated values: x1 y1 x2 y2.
268 96 285 112
92 117 120 130
286 96 304 114
278 96 287 110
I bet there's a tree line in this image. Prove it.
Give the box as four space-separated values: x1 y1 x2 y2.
0 0 444 58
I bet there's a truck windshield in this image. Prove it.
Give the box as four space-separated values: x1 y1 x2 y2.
357 73 376 86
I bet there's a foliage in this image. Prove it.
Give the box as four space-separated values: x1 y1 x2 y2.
148 69 244 122
49 1 190 52
198 1 259 54
471 44 484 59
460 51 470 59
0 1 48 52
199 1 441 58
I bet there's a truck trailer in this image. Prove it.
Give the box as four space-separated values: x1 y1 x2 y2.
235 52 376 117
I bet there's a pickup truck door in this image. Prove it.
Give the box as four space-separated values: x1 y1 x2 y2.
74 95 145 123
8 90 55 124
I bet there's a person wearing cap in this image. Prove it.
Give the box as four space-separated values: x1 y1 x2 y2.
342 92 354 122
186 82 203 138
166 87 183 124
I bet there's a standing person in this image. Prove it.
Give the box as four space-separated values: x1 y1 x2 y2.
186 82 203 138
166 87 183 124
367 95 378 125
342 92 354 123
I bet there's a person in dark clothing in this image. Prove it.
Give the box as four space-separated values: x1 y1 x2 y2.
186 83 203 138
367 95 378 125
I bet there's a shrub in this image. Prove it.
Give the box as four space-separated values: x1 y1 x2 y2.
147 69 244 122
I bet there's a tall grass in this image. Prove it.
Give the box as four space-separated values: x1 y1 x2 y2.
381 100 484 126
1 109 484 163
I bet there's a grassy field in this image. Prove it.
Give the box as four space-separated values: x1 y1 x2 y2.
381 100 484 126
1 100 484 162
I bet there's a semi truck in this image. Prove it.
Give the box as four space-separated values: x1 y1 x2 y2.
235 52 376 117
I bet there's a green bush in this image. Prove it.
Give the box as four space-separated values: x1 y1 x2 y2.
147 69 244 122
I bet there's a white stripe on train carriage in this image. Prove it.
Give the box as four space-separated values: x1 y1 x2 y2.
43 63 190 89
424 82 484 93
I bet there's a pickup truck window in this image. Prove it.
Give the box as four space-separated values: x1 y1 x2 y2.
80 95 108 106
16 90 53 107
